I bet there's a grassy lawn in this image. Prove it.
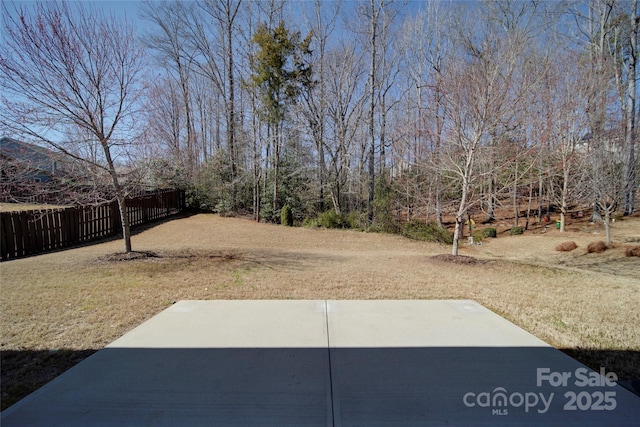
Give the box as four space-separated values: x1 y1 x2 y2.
1 213 639 409
0 203 69 212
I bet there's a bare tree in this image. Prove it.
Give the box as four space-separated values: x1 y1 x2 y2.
141 1 199 180
624 0 638 215
376 5 402 177
365 0 382 224
440 3 530 255
397 2 451 226
353 0 403 225
323 43 367 214
546 55 591 233
590 136 627 244
298 0 341 213
1 1 146 253
440 58 488 255
587 0 638 237
193 0 243 207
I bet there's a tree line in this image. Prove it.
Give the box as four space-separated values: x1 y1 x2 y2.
1 0 638 255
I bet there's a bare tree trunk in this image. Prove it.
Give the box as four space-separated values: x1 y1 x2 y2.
525 180 533 230
379 93 386 176
513 158 519 228
104 144 132 252
215 0 241 209
452 185 468 256
273 124 281 220
227 14 238 208
452 142 477 256
487 174 495 222
452 217 463 256
115 193 132 253
316 123 327 212
625 0 638 215
538 169 544 222
434 83 444 228
179 62 197 178
604 206 612 245
560 163 569 233
367 0 379 225
251 95 261 221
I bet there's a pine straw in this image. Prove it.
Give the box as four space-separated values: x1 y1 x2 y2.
625 246 640 257
587 241 608 254
555 241 578 252
1 214 639 409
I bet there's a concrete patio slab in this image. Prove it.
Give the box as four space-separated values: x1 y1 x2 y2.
326 300 640 426
2 300 639 426
1 300 333 426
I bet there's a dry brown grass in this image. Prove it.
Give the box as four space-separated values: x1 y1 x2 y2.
0 202 69 212
555 241 578 252
1 213 639 409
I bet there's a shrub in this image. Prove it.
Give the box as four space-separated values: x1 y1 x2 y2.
372 175 397 233
587 241 608 254
215 199 233 216
555 241 578 252
482 228 497 238
624 246 640 257
280 204 293 226
401 220 454 244
471 230 485 243
316 210 350 229
510 226 524 235
302 217 320 228
347 211 364 230
259 201 275 223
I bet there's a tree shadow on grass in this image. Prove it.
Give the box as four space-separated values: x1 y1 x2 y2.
560 348 640 396
1 349 97 410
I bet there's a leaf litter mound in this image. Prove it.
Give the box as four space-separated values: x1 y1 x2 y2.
430 254 480 265
95 249 242 263
96 251 161 262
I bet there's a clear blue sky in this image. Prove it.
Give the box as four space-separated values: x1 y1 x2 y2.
7 0 432 36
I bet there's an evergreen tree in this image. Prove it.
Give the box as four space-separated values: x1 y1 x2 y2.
251 21 313 221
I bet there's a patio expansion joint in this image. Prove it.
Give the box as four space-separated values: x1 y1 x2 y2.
324 300 337 427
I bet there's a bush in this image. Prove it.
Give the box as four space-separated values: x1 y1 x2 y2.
259 200 275 223
347 211 365 230
372 175 397 233
587 241 608 254
314 210 351 229
510 226 524 235
280 204 293 226
482 228 497 238
215 198 233 216
625 246 640 257
555 241 578 252
471 230 485 243
401 220 454 244
302 217 320 228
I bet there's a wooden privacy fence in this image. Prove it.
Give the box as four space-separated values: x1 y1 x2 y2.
1 189 185 261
